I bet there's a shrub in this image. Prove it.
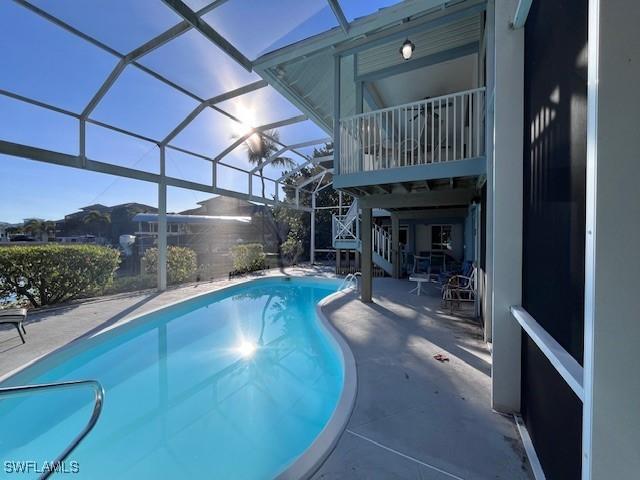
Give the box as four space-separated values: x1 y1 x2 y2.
102 274 156 295
143 246 197 285
231 243 266 274
0 244 120 308
280 237 304 265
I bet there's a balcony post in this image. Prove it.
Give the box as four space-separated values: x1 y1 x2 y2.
311 192 316 264
484 0 496 342
391 213 400 278
333 54 341 176
490 0 523 414
361 207 373 303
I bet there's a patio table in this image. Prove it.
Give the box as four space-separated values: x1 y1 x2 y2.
409 274 430 295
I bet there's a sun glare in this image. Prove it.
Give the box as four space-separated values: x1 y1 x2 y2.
232 105 257 137
236 340 257 358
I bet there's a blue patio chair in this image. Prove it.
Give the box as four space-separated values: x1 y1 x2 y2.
439 260 472 284
442 264 477 312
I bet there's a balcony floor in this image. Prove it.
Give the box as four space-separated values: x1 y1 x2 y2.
315 278 532 480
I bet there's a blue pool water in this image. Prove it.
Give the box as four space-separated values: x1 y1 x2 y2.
0 278 343 479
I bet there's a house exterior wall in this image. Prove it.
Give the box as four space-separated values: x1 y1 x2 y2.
414 222 463 260
583 1 640 477
520 1 587 478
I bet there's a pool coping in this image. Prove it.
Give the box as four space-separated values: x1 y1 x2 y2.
276 287 358 480
0 274 359 480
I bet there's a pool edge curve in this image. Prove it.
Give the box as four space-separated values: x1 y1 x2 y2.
275 287 358 480
0 275 359 480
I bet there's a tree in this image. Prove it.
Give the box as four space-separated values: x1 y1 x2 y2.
23 219 55 241
239 129 295 198
83 210 111 239
273 142 353 263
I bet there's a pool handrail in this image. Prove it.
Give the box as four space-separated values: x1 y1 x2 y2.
0 379 104 480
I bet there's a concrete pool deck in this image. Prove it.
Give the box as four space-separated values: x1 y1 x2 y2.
314 278 532 480
0 270 532 479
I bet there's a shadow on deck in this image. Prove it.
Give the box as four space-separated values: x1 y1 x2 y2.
315 277 532 480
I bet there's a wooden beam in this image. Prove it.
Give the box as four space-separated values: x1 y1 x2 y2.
358 189 476 209
333 157 486 189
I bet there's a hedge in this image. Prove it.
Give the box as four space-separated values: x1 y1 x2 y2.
231 243 266 274
0 244 120 308
143 246 197 285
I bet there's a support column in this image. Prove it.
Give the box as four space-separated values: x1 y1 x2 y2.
361 207 373 303
333 54 341 176
490 0 523 414
158 146 168 292
391 213 400 278
583 1 640 477
336 249 341 273
310 192 316 264
484 0 496 343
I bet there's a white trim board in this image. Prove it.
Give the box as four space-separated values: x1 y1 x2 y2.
510 306 584 402
514 414 546 480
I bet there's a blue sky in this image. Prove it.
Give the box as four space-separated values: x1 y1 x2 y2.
0 0 394 223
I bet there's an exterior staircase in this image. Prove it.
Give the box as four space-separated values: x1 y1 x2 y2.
332 200 394 276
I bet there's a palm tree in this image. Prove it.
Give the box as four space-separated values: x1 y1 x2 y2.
240 129 295 199
23 219 55 241
83 210 111 240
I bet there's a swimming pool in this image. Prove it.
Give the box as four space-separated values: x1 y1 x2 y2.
0 277 355 479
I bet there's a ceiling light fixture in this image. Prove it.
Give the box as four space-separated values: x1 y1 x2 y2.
400 39 415 60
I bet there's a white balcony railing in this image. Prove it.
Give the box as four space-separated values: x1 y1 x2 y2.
339 87 486 175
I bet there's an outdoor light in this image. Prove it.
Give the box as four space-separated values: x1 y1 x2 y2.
400 39 415 60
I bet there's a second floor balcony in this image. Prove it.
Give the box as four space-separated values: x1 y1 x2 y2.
336 87 486 191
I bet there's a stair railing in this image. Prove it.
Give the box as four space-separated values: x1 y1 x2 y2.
332 199 360 243
372 224 393 264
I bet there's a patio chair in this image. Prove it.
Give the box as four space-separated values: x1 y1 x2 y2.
442 265 477 313
439 260 472 285
0 308 27 344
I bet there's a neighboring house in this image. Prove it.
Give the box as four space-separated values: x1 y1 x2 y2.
0 222 9 242
59 202 157 245
133 196 281 277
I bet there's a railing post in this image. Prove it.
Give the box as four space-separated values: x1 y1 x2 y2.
311 192 316 264
361 207 373 303
334 54 341 176
392 214 400 273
